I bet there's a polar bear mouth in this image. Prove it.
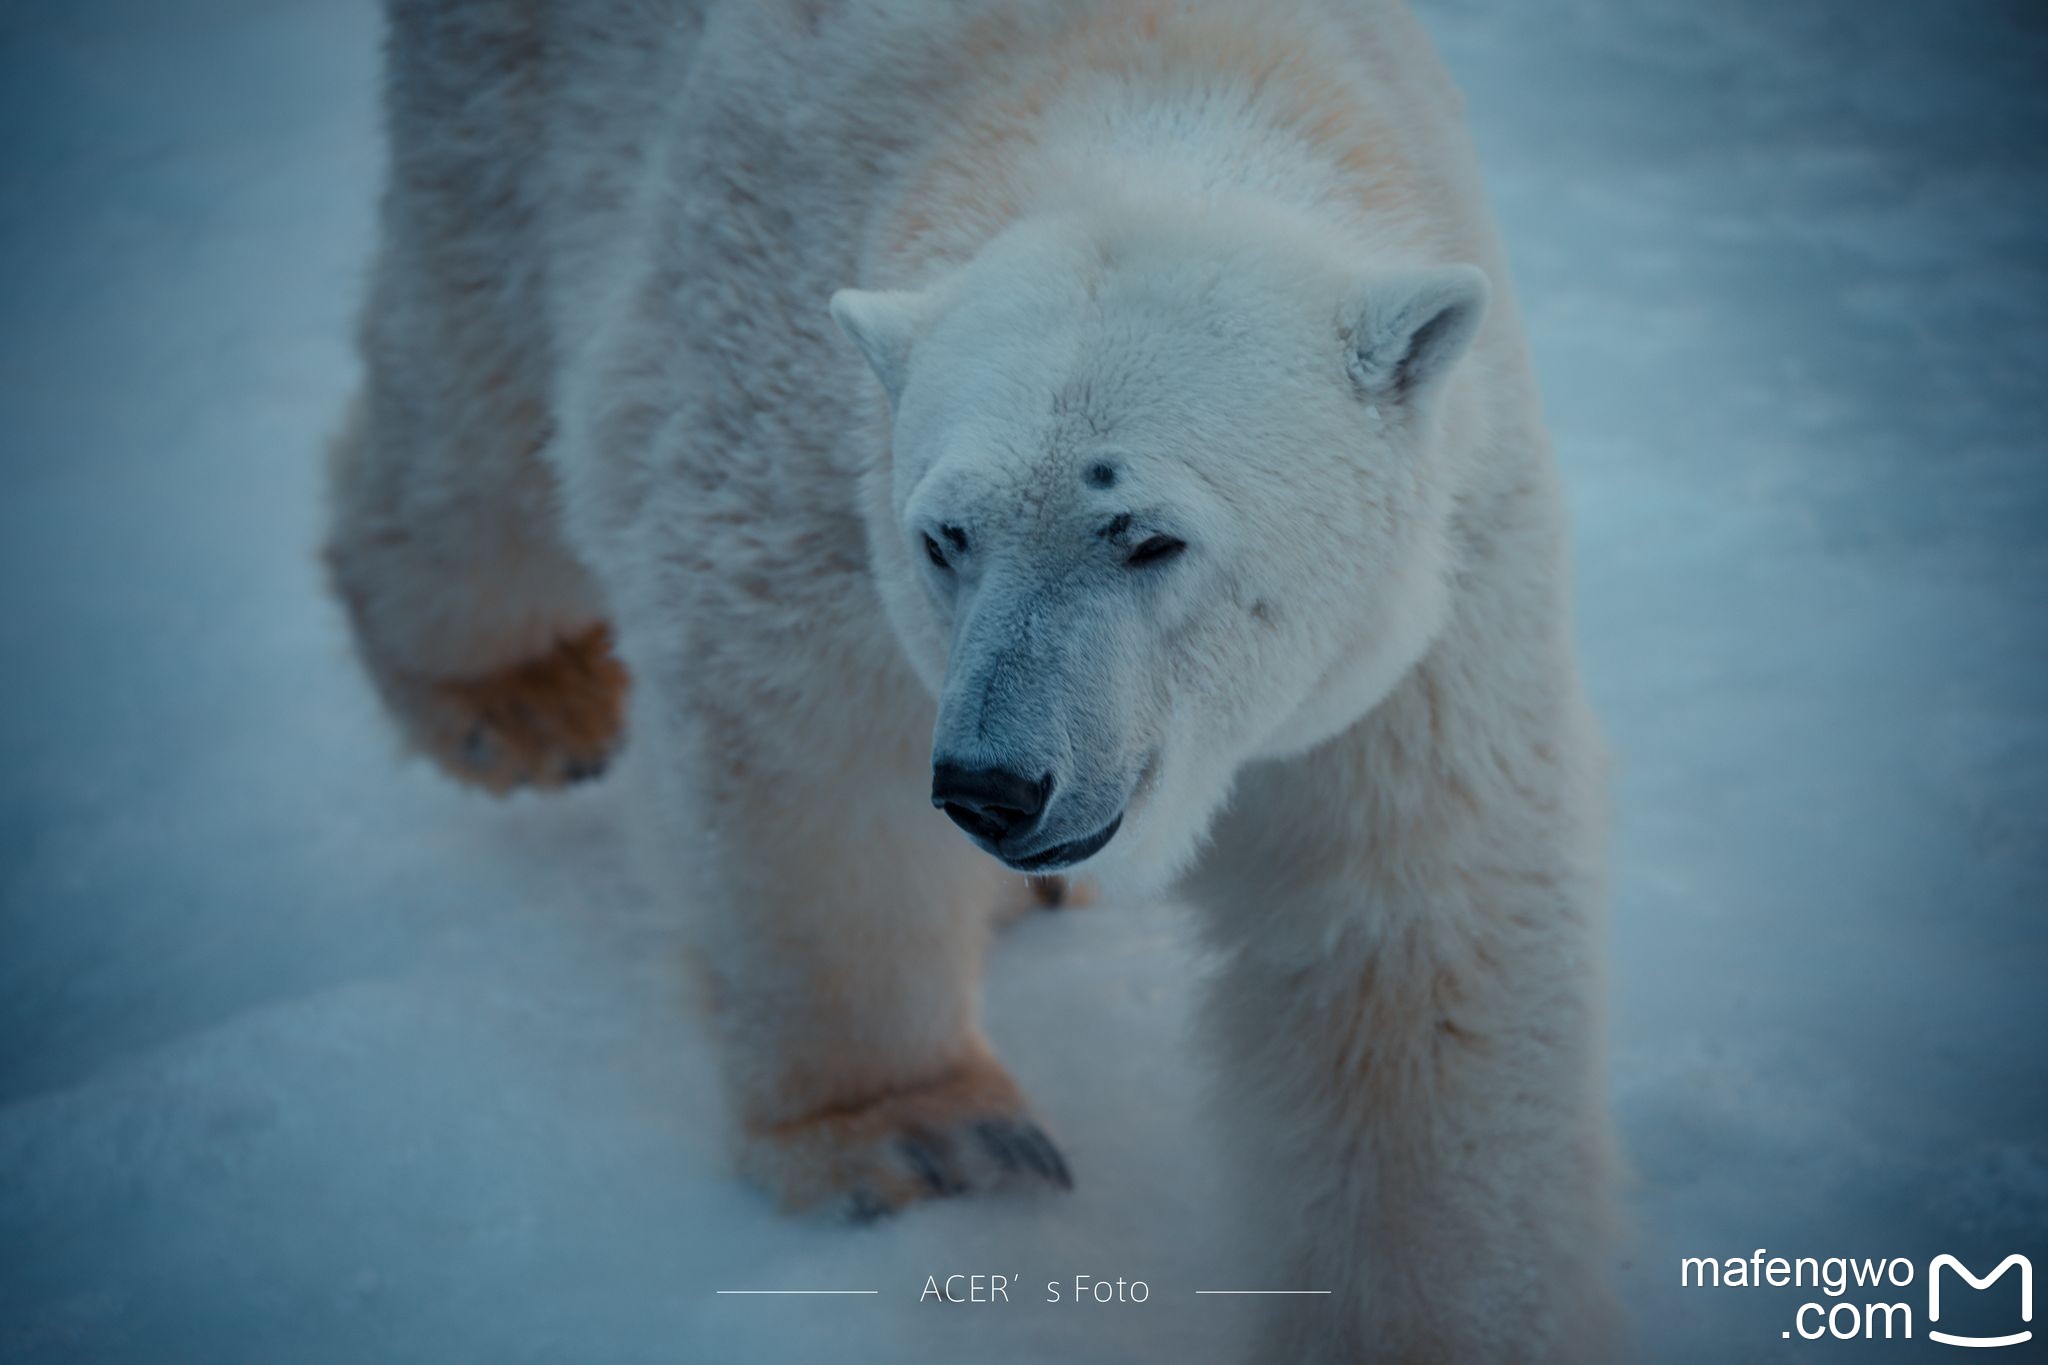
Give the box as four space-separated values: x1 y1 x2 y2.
1002 813 1124 873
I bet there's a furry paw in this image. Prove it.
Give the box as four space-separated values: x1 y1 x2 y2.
408 624 628 794
992 874 1099 927
741 1055 1072 1221
1025 874 1097 910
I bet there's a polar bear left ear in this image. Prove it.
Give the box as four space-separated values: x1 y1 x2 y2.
830 288 931 406
1340 265 1489 408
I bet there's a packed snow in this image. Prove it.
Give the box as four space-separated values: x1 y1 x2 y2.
1 1 2042 1360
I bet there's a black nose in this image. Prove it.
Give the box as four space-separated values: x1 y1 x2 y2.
931 763 1052 846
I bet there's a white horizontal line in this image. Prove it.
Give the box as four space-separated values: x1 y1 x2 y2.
715 1290 880 1295
1195 1290 1332 1295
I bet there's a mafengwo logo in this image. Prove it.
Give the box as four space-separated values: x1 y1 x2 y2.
1679 1250 2032 1347
1928 1255 2032 1349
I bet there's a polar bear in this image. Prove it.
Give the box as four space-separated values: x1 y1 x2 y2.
325 0 1618 1358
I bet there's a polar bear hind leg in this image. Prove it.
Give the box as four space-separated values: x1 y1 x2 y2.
322 1 623 795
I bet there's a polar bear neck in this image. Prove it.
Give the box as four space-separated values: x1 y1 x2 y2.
878 0 1473 284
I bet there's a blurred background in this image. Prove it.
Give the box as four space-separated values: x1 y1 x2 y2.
1 1 2042 1360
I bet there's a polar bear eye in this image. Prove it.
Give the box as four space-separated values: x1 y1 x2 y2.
922 534 949 569
1126 535 1188 568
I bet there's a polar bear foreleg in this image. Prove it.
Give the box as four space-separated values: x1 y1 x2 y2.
646 682 1078 1221
1200 872 1619 1362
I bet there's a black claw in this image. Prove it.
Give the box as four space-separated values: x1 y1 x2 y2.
975 1119 1072 1190
975 1120 1022 1174
898 1127 961 1195
846 1189 892 1224
1020 1124 1073 1190
462 724 492 767
563 755 608 784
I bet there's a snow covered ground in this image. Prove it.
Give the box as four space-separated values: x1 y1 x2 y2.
1 1 2043 1360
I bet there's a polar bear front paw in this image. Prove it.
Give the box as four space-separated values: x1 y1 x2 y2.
741 1055 1072 1222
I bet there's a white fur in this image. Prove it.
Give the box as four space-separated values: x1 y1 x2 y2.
333 1 1618 1357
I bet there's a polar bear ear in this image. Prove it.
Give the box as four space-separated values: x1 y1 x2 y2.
830 288 930 406
1340 265 1489 408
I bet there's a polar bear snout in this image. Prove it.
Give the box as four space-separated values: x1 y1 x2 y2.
931 763 1051 846
929 757 1127 873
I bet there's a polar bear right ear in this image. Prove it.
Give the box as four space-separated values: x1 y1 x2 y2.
830 288 931 406
1340 265 1490 410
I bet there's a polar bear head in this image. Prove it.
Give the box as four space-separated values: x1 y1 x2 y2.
833 204 1487 892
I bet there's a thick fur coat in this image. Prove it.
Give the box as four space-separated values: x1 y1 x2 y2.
326 1 1619 1358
